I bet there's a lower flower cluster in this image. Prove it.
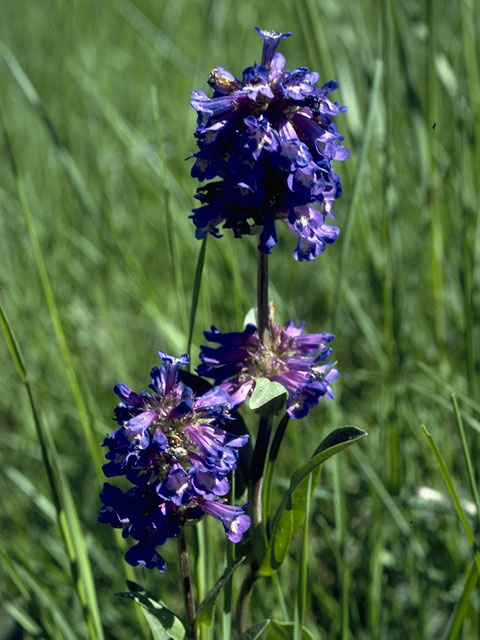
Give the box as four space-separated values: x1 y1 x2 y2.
98 352 251 571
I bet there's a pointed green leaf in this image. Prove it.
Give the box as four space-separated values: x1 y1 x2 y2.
125 579 146 592
260 426 367 576
116 586 185 640
267 620 315 639
195 555 246 628
239 619 270 639
291 426 367 493
249 378 288 415
0 300 27 381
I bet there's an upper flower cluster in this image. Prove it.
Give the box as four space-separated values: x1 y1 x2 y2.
190 27 348 261
98 352 250 571
197 313 339 419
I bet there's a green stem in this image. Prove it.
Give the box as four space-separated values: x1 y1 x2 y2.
257 251 269 344
240 416 273 633
294 474 312 640
250 248 273 532
272 573 289 620
333 456 349 640
250 415 273 532
178 531 197 639
222 475 236 640
187 236 208 370
262 413 290 532
234 250 272 631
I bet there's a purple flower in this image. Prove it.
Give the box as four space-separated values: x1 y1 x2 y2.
99 351 251 571
125 542 167 572
200 500 252 543
190 27 348 260
198 314 339 419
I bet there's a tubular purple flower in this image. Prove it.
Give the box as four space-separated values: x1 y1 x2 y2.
98 351 251 571
200 500 252 543
125 542 167 572
190 27 348 260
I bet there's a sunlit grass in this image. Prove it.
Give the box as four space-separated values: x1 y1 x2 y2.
1 0 479 638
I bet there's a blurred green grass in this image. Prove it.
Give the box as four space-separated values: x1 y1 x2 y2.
1 0 479 638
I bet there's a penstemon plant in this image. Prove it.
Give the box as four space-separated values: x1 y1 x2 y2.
98 27 366 639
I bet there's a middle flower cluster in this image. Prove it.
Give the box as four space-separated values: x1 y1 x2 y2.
99 352 250 572
198 314 339 420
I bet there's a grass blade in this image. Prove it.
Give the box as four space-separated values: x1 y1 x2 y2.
151 84 188 332
113 0 194 75
0 298 104 640
333 59 383 326
451 395 480 527
442 559 479 640
420 425 480 575
1 113 104 474
4 601 42 637
0 41 102 223
351 447 425 559
293 474 312 640
333 455 349 640
0 543 77 640
238 619 270 640
196 555 245 628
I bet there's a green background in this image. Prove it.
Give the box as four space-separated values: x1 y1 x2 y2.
1 0 479 638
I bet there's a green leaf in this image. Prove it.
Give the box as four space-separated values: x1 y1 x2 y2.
288 426 368 499
260 426 367 576
239 619 270 639
267 620 315 639
116 585 185 640
249 378 288 415
195 555 245 628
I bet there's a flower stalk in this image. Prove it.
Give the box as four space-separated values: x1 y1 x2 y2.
98 24 349 638
262 412 290 529
178 531 197 640
250 414 274 531
187 236 208 368
257 251 269 345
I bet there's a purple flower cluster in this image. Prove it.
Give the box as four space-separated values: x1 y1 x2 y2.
197 317 339 419
190 27 348 261
98 352 251 571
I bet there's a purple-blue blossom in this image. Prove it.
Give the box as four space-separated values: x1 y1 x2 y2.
190 27 348 261
98 351 251 571
197 315 339 419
